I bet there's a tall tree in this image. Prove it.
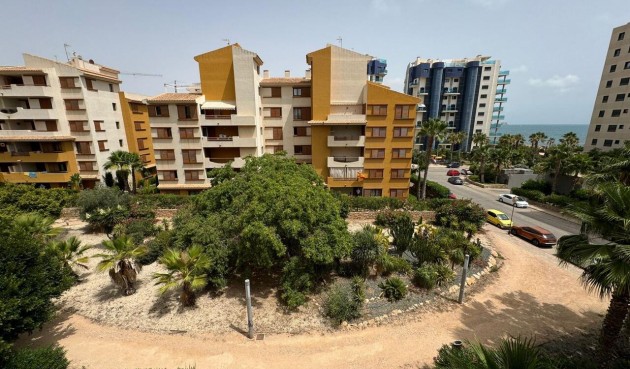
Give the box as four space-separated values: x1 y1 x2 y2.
447 131 465 162
127 152 145 194
417 118 448 199
103 150 132 192
471 133 490 183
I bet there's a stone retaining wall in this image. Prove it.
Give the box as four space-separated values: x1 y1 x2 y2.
465 177 508 189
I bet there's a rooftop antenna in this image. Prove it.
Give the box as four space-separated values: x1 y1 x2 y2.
164 80 194 93
63 43 71 62
222 38 230 45
336 36 343 48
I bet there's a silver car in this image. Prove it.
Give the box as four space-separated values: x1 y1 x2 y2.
498 194 529 208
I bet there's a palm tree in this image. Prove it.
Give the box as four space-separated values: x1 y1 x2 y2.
49 236 92 278
512 133 525 149
560 131 579 148
447 131 465 162
152 245 210 306
472 132 489 149
14 213 60 243
489 147 510 183
417 118 448 199
556 183 630 363
104 150 131 192
529 131 547 151
587 142 630 187
538 132 581 193
127 152 145 194
68 173 82 191
96 236 147 295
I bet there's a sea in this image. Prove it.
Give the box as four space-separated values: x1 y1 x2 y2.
496 124 589 145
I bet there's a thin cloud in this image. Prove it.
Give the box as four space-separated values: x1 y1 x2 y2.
528 74 580 93
510 65 528 73
370 0 400 13
468 0 510 8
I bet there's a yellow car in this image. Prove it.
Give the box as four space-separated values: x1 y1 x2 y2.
486 209 513 229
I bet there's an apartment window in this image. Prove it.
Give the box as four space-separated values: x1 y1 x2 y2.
620 77 630 86
141 154 150 163
612 109 621 117
78 161 96 171
160 170 178 181
158 150 175 160
137 138 148 150
130 103 142 114
599 110 605 117
484 66 491 71
602 96 609 103
69 121 87 132
477 121 484 125
368 105 388 116
75 142 92 154
293 107 311 120
64 99 82 110
134 121 145 131
395 105 412 119
59 77 76 88
116 121 120 129
149 105 170 117
608 125 617 132
270 87 281 98
293 87 310 97
480 94 487 98
393 127 410 137
390 169 406 179
625 61 630 69
366 169 383 179
364 189 382 197
619 32 625 41
185 170 202 180
109 84 114 92
478 112 485 116
595 124 601 132
98 140 108 152
178 105 197 120
269 107 282 118
475 129 482 133
591 139 598 146
606 80 613 88
615 94 626 102
272 127 283 140
119 139 123 147
93 120 104 132
392 148 408 158
294 145 312 155
110 103 116 111
273 145 284 153
370 127 386 137
603 139 613 147
483 76 490 80
293 126 310 136
389 189 405 198
155 128 172 139
481 85 489 90
615 140 620 144
610 65 617 73
614 49 621 57
620 125 625 129
479 103 486 108
182 149 199 164
85 78 96 91
179 128 196 139
367 148 385 158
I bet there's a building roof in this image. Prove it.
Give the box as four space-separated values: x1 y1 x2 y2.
260 77 311 86
78 68 121 83
0 66 44 74
147 93 201 103
122 92 149 103
0 135 76 142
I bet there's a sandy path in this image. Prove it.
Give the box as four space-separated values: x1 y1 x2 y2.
18 227 607 369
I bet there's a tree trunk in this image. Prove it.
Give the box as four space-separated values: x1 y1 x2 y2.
552 160 561 194
181 281 196 306
599 291 630 367
421 137 434 199
480 158 486 183
131 169 137 194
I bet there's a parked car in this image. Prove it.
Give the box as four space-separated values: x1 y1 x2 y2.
446 162 461 168
498 194 529 208
486 209 513 229
460 168 473 175
448 193 457 199
446 169 460 176
447 176 464 185
510 225 557 247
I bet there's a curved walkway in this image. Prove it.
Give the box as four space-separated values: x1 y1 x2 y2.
18 227 606 369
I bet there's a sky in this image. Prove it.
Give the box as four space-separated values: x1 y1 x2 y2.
1 0 629 125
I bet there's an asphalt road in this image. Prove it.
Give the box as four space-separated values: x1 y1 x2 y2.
426 165 581 255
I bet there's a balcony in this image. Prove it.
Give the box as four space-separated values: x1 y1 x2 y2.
499 70 510 76
205 157 246 169
311 114 367 125
327 135 365 147
204 115 256 126
443 89 460 95
0 171 72 183
493 107 504 112
495 97 508 102
0 107 56 120
442 106 458 112
203 136 257 148
0 84 51 97
409 80 419 86
497 79 511 85
491 115 505 120
496 89 507 94
0 150 75 163
327 156 364 168
0 129 69 139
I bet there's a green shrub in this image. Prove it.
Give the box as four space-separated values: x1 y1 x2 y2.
379 254 412 276
413 264 438 289
280 257 314 309
521 179 552 195
468 175 480 182
134 194 191 209
0 184 76 218
378 277 407 302
434 199 486 230
339 194 405 211
543 194 572 207
569 188 591 201
5 346 69 369
351 226 384 277
511 187 545 202
434 264 456 286
324 280 363 326
137 230 173 265
410 177 451 199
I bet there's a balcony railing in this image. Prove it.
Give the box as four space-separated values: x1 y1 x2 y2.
206 136 234 141
499 70 510 76
491 115 505 120
205 115 232 119
495 97 508 102
10 151 30 156
496 89 507 94
497 79 511 85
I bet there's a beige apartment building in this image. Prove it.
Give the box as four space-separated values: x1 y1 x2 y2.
585 22 630 151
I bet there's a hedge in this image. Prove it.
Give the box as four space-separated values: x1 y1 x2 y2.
0 184 77 218
511 188 545 202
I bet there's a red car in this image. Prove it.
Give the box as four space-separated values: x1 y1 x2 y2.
446 169 460 176
510 225 557 247
448 193 457 199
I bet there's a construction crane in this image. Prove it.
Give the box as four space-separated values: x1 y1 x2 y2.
120 72 163 77
163 80 197 93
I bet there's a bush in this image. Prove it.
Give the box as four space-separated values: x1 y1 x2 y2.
378 277 407 302
379 254 412 276
5 346 69 369
468 175 480 182
543 194 572 207
280 257 314 310
124 218 159 245
0 184 76 218
511 187 545 202
324 278 364 326
434 200 486 230
137 230 173 265
338 194 405 211
133 194 191 209
569 188 591 201
351 226 385 277
411 177 452 199
521 179 552 195
413 264 438 289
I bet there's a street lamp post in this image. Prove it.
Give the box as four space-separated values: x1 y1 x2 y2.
509 196 516 234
